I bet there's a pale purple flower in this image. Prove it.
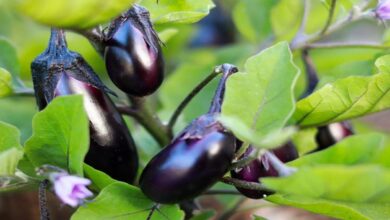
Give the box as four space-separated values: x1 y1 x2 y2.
376 0 390 20
50 173 93 207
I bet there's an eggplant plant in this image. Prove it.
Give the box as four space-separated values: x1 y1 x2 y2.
0 1 390 220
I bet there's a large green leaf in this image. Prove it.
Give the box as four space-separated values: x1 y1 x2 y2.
267 194 390 220
263 134 390 219
232 0 276 43
0 68 12 98
221 42 300 141
15 0 136 29
72 182 184 220
141 0 215 24
24 95 89 175
0 121 21 150
263 165 390 203
289 133 388 167
292 72 390 127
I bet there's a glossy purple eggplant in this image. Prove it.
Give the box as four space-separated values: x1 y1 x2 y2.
231 142 298 199
140 64 238 204
104 5 164 96
31 29 138 183
314 121 354 152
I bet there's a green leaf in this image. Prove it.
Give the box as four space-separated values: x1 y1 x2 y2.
158 28 178 44
0 37 22 87
289 133 387 167
141 0 215 24
15 0 136 29
253 216 268 220
25 95 89 175
292 73 390 127
0 121 21 150
83 163 116 191
0 68 13 98
72 182 185 220
221 42 300 140
263 134 390 219
0 148 23 176
375 54 390 74
232 0 276 43
190 210 215 220
267 194 390 220
263 165 390 203
219 115 296 149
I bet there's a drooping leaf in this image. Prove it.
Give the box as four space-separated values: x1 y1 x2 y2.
0 121 23 176
25 95 89 176
141 0 215 24
219 115 296 149
15 0 136 29
72 182 185 220
0 68 13 98
0 121 21 150
158 28 178 44
221 42 300 141
0 37 22 87
0 148 24 176
267 194 390 220
292 72 390 127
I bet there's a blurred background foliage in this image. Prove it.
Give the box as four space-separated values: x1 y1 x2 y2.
0 0 389 219
0 0 388 145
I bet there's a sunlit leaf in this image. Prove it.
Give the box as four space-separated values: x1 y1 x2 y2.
72 182 184 220
25 95 89 175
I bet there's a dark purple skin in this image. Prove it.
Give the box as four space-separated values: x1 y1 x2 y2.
314 121 354 152
231 142 298 199
51 74 139 183
140 64 238 204
104 6 164 96
140 114 236 204
31 29 138 183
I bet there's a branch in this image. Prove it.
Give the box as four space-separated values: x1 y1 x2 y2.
220 177 271 192
319 0 337 36
38 179 50 220
300 49 319 99
291 0 373 50
123 96 171 147
203 189 241 195
305 42 390 50
74 27 105 57
167 67 222 133
291 0 310 48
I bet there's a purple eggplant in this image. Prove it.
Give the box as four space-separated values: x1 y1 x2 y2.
31 29 138 183
314 121 354 152
140 64 238 204
231 142 298 199
104 5 164 96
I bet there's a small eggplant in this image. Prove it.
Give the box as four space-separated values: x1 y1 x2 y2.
104 5 164 96
231 142 298 199
314 121 354 152
31 29 138 183
140 64 238 204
